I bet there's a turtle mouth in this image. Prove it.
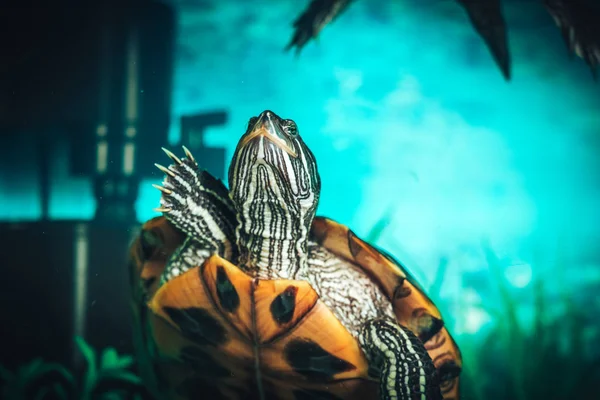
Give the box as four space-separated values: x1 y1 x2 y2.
239 114 297 158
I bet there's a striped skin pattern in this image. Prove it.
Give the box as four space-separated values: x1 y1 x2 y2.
138 110 461 399
306 241 396 336
130 216 462 400
359 319 441 400
304 241 444 399
310 218 462 400
228 111 320 281
148 253 380 400
161 236 212 283
154 148 238 282
226 111 441 400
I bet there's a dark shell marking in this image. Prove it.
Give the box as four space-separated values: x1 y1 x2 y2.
129 217 187 399
437 360 462 384
284 338 357 382
140 228 164 260
309 217 463 399
347 230 361 257
270 285 298 325
347 226 447 344
393 278 412 299
149 255 369 399
162 307 228 347
139 215 463 399
179 346 231 377
424 329 447 352
411 308 445 343
216 265 241 313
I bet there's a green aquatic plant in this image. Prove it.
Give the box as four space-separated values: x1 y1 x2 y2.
455 245 600 400
74 337 147 400
364 203 600 400
0 337 148 400
365 208 395 244
0 358 74 400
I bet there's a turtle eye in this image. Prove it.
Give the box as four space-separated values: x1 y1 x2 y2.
247 117 258 131
283 120 298 137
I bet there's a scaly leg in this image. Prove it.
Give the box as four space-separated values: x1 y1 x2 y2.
153 147 238 261
358 318 442 400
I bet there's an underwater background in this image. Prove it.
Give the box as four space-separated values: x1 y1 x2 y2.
1 0 599 399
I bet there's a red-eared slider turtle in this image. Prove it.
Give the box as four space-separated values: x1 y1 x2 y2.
129 110 462 400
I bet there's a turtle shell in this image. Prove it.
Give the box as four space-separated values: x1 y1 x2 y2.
130 216 461 400
310 217 462 400
129 217 186 398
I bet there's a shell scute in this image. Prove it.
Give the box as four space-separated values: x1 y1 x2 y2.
310 216 463 399
201 256 254 338
143 248 371 397
254 278 319 344
261 300 370 382
132 216 461 399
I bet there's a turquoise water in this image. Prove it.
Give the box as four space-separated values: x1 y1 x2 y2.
1 2 599 398
2 0 599 332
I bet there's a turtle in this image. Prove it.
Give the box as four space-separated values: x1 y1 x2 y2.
129 110 462 400
286 0 600 80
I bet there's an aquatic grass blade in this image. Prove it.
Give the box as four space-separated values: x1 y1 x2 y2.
100 348 120 370
100 347 134 370
75 336 97 399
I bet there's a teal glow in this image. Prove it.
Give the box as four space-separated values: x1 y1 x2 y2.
2 1 599 288
156 0 600 287
2 3 599 396
504 262 533 289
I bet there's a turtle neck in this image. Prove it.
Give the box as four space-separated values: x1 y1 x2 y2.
235 204 312 281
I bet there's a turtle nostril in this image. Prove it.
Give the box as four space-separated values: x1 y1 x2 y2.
259 110 275 120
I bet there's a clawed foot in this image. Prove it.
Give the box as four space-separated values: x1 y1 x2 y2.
153 147 237 261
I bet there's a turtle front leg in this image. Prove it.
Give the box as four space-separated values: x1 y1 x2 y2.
358 318 442 400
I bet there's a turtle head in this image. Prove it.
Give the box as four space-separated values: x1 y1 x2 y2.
228 110 320 278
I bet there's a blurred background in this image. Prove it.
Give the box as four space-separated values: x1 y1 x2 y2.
1 0 598 399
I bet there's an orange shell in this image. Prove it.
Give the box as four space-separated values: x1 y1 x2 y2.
130 216 462 399
310 217 462 400
148 254 375 399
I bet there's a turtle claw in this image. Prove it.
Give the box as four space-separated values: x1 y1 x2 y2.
155 163 176 177
162 147 183 165
151 147 238 246
182 145 196 163
154 206 172 213
152 184 173 195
